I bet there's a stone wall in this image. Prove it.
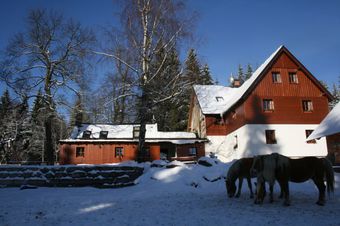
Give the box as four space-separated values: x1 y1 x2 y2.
0 165 144 188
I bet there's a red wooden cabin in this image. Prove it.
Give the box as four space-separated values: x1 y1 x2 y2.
59 123 206 164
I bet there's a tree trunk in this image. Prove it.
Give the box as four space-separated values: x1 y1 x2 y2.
44 115 54 165
137 90 148 162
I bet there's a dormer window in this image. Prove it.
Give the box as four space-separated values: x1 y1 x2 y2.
99 131 108 139
216 96 224 102
82 130 91 139
133 126 140 139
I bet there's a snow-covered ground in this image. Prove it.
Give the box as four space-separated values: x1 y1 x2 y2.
1 160 339 226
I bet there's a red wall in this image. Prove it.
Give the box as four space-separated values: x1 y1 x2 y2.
59 142 159 164
59 142 205 164
205 51 330 136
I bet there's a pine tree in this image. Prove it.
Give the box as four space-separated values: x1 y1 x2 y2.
238 64 245 82
0 90 11 117
12 96 32 163
330 82 340 109
0 90 14 163
245 64 253 80
201 64 214 85
148 46 183 131
185 49 202 84
27 92 45 163
69 96 89 128
319 80 329 91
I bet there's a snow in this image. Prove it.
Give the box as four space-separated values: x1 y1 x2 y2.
194 85 237 114
307 102 340 140
1 160 339 226
64 123 201 145
194 46 283 115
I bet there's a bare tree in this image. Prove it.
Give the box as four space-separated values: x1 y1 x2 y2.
95 0 195 161
95 33 137 123
0 9 95 164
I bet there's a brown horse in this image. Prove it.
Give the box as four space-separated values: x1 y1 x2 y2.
252 153 334 206
225 157 255 198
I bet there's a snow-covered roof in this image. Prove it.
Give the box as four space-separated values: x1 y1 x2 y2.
193 85 237 114
307 102 340 140
194 45 283 115
61 123 204 144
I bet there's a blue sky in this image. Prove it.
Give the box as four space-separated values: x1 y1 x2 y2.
0 0 339 96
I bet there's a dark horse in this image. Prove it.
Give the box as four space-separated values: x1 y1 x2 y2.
252 153 334 206
225 157 255 198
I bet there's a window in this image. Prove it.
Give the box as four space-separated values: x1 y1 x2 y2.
82 130 91 139
289 73 298 83
263 99 274 111
76 147 85 157
272 72 282 83
306 130 316 144
302 100 313 112
265 130 277 144
216 96 224 102
99 131 108 139
133 126 140 139
115 147 124 157
189 147 197 156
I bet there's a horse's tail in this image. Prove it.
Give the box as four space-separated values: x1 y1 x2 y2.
323 158 334 195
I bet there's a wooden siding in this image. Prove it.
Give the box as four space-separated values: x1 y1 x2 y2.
59 142 159 165
59 142 205 165
252 52 328 98
176 143 205 159
205 115 226 136
245 51 329 124
204 50 330 136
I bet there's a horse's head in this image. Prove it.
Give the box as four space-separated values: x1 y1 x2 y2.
225 180 236 198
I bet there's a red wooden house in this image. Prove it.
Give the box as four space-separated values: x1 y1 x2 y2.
188 46 333 162
59 123 206 164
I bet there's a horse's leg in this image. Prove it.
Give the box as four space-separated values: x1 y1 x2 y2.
247 177 254 199
314 178 326 206
282 180 290 206
235 177 243 198
254 178 265 204
269 182 274 203
279 183 284 199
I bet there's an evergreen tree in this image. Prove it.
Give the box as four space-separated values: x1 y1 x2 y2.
27 92 45 163
185 49 201 84
148 46 183 131
330 82 340 109
13 96 32 163
319 80 329 91
69 96 89 128
0 90 14 163
245 64 253 80
201 64 214 85
0 91 31 163
0 90 12 117
237 64 245 82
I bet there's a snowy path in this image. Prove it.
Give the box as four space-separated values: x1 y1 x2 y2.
1 163 339 226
